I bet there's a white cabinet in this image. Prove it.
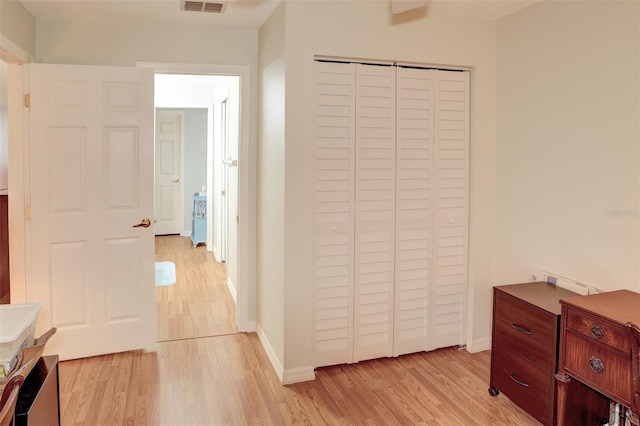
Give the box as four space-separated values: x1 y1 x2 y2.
313 61 469 367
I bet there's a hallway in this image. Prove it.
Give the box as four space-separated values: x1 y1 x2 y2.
155 235 237 342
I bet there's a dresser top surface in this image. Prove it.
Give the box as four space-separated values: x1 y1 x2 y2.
560 289 640 326
494 281 580 315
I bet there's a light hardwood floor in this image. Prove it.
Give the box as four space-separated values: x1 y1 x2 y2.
58 236 539 425
59 335 539 425
155 236 237 342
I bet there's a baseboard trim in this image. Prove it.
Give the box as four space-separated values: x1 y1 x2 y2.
466 337 491 353
256 324 284 383
226 277 237 303
282 366 315 385
255 325 315 385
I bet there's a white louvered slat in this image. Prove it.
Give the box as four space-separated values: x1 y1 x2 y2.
394 67 433 356
354 64 396 362
432 70 469 349
313 61 356 367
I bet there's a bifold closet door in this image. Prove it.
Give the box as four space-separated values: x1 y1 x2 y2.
312 61 396 365
313 61 356 367
393 68 469 355
353 64 396 362
313 61 469 367
394 67 434 356
430 70 469 349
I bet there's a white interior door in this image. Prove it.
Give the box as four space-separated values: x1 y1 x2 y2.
29 63 156 360
154 110 183 235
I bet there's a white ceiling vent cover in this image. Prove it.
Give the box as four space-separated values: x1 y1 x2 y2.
182 0 227 13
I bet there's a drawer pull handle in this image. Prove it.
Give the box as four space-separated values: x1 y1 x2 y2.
508 373 530 388
591 325 604 339
589 356 605 373
511 323 532 335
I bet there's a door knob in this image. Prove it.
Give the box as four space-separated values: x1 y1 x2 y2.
133 218 151 228
171 178 180 183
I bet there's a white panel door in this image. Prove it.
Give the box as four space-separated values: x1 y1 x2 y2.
394 67 434 356
154 110 183 235
313 61 356 367
431 70 469 349
29 63 156 360
353 64 396 362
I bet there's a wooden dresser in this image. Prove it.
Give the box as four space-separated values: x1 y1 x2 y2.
556 290 640 426
489 282 579 425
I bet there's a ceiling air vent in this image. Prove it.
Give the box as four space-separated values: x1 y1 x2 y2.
182 1 227 13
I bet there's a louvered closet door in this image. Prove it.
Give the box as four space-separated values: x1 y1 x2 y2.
431 70 469 349
313 61 356 367
353 64 396 362
393 68 469 355
394 67 434 356
313 62 469 367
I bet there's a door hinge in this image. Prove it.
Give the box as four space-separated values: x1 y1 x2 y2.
24 94 30 108
25 206 32 221
236 215 239 224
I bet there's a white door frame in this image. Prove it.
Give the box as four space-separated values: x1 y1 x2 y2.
4 38 32 304
7 65 31 304
9 61 256 336
140 62 256 333
219 98 228 263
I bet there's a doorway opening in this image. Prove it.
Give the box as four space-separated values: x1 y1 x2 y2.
154 73 240 342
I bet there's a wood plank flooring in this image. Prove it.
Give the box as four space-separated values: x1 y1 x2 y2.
58 235 539 425
59 334 539 425
155 236 237 342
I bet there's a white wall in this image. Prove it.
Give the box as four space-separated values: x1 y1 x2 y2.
257 1 286 376
273 1 497 377
36 19 257 67
495 1 640 293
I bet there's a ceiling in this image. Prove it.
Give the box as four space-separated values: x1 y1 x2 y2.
17 0 541 29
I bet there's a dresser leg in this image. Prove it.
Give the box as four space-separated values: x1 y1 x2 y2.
555 371 571 426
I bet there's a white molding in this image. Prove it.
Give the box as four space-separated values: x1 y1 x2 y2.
7 63 28 303
466 337 491 353
256 324 284 383
226 276 237 302
255 324 313 384
0 35 33 64
282 367 315 385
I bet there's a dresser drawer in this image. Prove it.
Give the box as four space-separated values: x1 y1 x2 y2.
493 341 552 425
565 309 630 354
564 330 632 405
494 291 557 370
